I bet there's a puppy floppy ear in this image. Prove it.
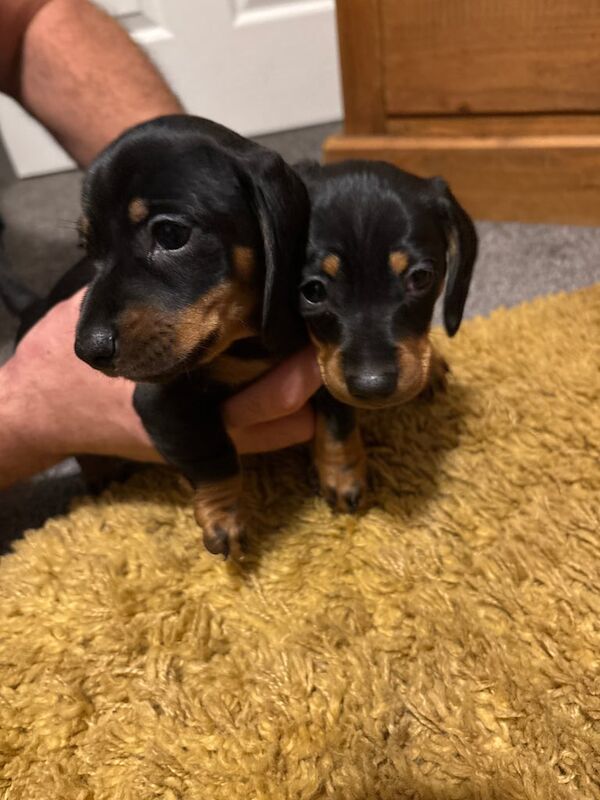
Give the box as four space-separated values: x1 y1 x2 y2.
239 150 310 354
431 178 478 337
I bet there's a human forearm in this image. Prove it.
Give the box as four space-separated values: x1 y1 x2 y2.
15 0 183 166
0 358 58 488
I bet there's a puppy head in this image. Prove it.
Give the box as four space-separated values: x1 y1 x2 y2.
298 161 477 408
74 115 308 382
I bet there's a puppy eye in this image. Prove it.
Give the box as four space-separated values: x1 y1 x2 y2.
151 220 191 251
405 265 435 294
301 279 327 305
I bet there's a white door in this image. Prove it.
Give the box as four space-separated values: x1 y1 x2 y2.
0 0 341 177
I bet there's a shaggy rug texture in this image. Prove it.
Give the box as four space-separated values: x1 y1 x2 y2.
0 286 599 800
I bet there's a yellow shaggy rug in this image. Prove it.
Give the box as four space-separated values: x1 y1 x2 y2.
1 286 599 800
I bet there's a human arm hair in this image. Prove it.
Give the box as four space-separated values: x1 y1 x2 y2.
0 0 183 166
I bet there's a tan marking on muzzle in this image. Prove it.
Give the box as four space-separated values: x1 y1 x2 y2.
322 254 341 278
396 335 433 400
128 197 149 224
119 305 167 340
389 250 409 275
232 246 256 283
309 332 347 399
116 280 258 377
418 347 449 400
309 330 433 408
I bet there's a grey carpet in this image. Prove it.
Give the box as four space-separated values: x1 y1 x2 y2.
1 120 599 549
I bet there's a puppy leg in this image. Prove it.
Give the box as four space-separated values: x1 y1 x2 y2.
418 347 450 402
134 381 246 561
192 474 246 562
311 387 368 514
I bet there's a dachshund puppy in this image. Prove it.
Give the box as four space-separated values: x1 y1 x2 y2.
1 116 309 561
75 115 311 559
296 160 478 512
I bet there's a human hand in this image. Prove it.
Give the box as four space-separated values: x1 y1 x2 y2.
223 347 321 454
0 290 321 488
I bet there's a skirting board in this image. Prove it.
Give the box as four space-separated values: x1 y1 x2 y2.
323 120 600 225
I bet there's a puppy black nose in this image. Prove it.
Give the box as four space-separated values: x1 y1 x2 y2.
75 326 117 368
346 370 397 400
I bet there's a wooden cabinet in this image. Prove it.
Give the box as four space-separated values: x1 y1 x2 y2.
325 0 600 224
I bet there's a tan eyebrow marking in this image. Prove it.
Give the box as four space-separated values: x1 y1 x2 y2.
389 250 409 275
128 197 149 224
322 254 340 278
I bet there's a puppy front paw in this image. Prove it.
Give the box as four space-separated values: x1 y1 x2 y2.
193 476 246 562
313 426 368 514
201 516 247 562
321 471 368 514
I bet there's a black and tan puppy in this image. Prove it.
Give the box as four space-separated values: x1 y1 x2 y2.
0 116 309 560
296 160 477 512
73 115 311 559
